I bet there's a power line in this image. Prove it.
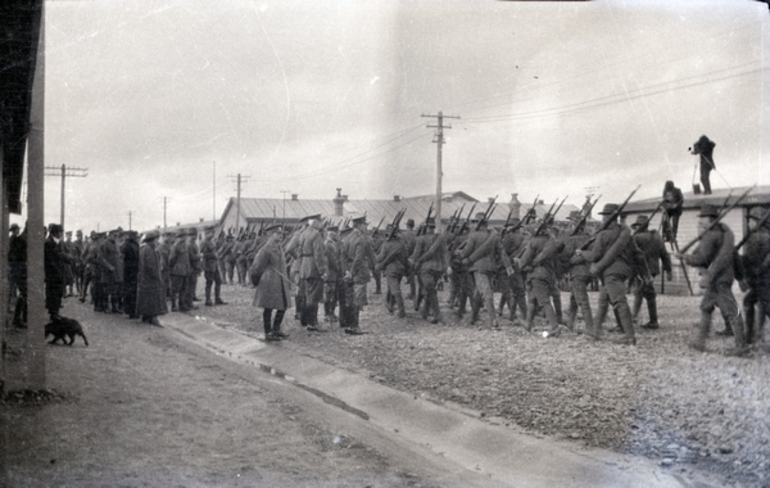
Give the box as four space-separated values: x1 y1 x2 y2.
43 164 88 229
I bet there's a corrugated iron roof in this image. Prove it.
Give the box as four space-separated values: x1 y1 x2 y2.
625 185 770 213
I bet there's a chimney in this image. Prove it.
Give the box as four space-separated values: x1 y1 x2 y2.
509 193 521 219
291 194 298 201
393 195 400 202
333 188 349 217
487 197 494 203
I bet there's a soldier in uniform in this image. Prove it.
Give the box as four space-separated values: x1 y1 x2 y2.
402 218 418 302
168 230 191 312
62 231 76 297
459 213 513 328
136 230 166 327
518 220 561 335
72 229 85 297
376 223 409 318
560 211 594 334
449 223 474 320
338 224 356 329
285 220 308 322
184 227 201 311
575 203 636 344
121 230 141 319
630 215 672 329
343 216 371 334
498 218 528 324
675 204 747 355
409 217 449 324
323 225 342 323
200 226 227 306
98 229 123 314
737 206 770 346
158 231 174 307
250 224 292 341
298 215 328 331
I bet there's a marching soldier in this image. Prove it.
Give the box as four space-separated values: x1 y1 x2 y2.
737 206 770 346
560 211 594 334
575 203 636 344
459 213 513 328
343 215 370 334
449 224 474 320
499 218 528 324
518 222 562 336
409 217 449 324
402 218 418 303
630 215 672 329
675 204 748 356
375 223 409 318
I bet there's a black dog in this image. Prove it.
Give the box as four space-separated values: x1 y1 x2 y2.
45 316 88 346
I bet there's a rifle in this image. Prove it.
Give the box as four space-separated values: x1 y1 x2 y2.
548 195 568 225
456 202 477 235
372 216 385 237
449 204 465 233
475 195 498 231
419 202 434 236
632 200 665 236
736 207 770 251
679 185 755 254
386 208 407 241
579 185 641 251
258 220 265 236
570 194 601 236
533 198 558 236
524 194 540 225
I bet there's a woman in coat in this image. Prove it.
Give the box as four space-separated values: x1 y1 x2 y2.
250 224 292 341
136 230 167 326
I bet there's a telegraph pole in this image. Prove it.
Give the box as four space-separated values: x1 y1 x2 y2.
422 111 460 233
44 164 87 229
228 173 250 236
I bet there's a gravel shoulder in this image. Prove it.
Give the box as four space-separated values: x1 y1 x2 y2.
202 282 770 488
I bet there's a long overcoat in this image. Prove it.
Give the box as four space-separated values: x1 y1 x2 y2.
136 243 167 317
250 240 292 310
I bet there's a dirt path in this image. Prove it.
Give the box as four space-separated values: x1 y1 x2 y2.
1 300 474 487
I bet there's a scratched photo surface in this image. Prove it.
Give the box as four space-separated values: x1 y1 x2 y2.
36 1 765 234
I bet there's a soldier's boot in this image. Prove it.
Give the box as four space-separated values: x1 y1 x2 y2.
205 285 213 307
385 290 394 315
498 292 508 317
611 302 636 345
725 314 750 357
631 293 643 324
552 293 565 325
262 309 273 338
273 311 288 339
171 297 178 312
690 312 711 352
484 295 499 328
543 304 561 336
455 294 467 319
513 295 528 324
744 301 756 345
644 299 659 329
470 294 481 325
429 292 442 324
566 300 578 332
612 308 624 333
395 294 406 318
582 305 597 339
716 310 734 336
524 304 537 332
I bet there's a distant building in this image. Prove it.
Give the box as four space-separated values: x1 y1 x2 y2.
217 190 582 236
624 184 769 295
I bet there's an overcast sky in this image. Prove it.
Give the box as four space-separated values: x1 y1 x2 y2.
26 0 769 232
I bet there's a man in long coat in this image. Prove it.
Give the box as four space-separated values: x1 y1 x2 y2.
250 224 292 341
44 223 69 320
136 230 166 326
121 230 141 319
